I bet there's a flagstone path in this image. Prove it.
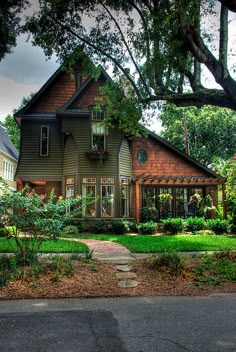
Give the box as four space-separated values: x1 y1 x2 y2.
62 238 139 288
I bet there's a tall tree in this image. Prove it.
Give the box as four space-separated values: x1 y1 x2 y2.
0 0 29 61
0 92 36 151
159 104 236 165
23 0 236 113
0 115 20 151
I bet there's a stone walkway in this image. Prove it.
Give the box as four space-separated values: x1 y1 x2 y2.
62 238 139 288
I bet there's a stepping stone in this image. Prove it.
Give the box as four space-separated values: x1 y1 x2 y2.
115 265 132 272
116 272 137 279
118 280 139 288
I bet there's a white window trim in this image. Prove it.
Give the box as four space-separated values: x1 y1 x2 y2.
3 159 14 181
40 125 49 156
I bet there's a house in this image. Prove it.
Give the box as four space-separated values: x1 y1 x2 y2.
14 61 225 222
0 126 19 194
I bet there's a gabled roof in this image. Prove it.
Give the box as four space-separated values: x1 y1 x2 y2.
144 127 222 179
57 65 111 115
0 126 19 160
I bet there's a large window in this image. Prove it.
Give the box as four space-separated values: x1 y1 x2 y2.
82 184 96 217
40 125 49 156
91 110 106 151
142 186 204 219
3 160 14 181
101 185 114 217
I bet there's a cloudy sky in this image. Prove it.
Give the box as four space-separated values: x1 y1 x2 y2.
0 34 58 121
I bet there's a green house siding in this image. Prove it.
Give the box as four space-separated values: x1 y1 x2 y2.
16 119 63 181
63 134 78 196
119 138 132 177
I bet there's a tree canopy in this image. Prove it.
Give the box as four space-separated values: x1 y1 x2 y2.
0 0 29 61
22 0 236 112
159 104 236 165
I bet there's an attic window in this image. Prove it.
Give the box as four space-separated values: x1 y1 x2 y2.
40 125 49 156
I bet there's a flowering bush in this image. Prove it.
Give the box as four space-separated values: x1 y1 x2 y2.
0 178 90 263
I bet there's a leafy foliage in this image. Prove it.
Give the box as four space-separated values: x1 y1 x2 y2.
206 219 229 234
0 115 20 151
137 221 157 235
22 0 236 113
184 217 206 233
161 218 184 234
160 104 236 165
0 178 91 263
0 1 29 61
145 252 185 276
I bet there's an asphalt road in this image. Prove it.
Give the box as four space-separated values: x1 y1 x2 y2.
0 295 235 352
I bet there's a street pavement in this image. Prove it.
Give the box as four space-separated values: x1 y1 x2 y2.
0 294 235 352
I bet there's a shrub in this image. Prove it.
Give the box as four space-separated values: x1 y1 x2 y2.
122 220 137 233
111 220 127 234
137 221 157 235
92 220 109 234
206 219 229 234
62 225 79 237
184 217 206 233
161 218 184 234
0 227 7 237
142 207 159 222
0 177 91 263
145 251 185 276
63 220 83 232
195 229 215 236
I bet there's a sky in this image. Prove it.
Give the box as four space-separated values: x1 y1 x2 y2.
0 2 235 135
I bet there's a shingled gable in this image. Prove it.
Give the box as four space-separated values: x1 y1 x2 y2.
56 65 111 115
144 127 223 181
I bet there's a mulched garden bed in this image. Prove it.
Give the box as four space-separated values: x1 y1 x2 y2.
0 257 235 299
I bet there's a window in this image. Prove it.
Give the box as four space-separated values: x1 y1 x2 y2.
91 110 106 151
40 125 49 156
82 184 96 217
137 149 148 163
65 178 75 199
3 160 14 181
101 185 114 217
121 180 130 217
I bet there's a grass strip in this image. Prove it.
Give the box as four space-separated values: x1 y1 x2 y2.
0 238 89 253
71 234 236 253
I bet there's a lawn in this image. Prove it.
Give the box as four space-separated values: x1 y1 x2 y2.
0 238 89 253
69 234 236 253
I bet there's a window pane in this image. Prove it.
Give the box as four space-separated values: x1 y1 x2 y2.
176 188 188 217
159 188 173 218
82 185 96 217
121 185 129 217
101 185 114 217
92 135 105 151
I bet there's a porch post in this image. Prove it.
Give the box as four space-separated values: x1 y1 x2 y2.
222 183 226 219
15 178 23 191
135 182 140 224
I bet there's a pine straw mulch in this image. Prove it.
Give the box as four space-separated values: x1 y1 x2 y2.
1 257 236 299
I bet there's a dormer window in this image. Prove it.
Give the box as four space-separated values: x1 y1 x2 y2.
91 109 106 152
40 125 49 156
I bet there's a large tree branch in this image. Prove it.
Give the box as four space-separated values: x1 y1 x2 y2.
143 89 236 110
47 13 145 101
218 0 236 12
99 1 151 96
219 3 228 68
178 26 236 103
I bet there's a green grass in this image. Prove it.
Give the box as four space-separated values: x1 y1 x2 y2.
65 234 236 253
0 238 89 253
